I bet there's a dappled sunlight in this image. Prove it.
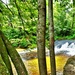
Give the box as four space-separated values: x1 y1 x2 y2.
16 48 25 52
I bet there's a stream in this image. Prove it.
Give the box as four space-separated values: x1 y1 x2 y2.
55 40 75 56
16 40 75 75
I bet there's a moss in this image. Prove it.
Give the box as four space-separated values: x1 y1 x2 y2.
0 55 10 75
1 30 28 75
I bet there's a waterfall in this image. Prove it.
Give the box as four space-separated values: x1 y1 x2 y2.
18 40 75 61
55 40 75 56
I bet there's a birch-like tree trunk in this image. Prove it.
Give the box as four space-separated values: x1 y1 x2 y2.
37 0 47 75
48 0 56 75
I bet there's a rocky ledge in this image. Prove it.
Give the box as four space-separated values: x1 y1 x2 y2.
19 51 37 60
48 71 63 75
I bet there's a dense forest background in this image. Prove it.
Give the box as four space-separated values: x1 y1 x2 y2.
0 0 74 48
0 0 75 75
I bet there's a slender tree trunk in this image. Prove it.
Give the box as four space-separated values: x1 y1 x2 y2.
0 30 28 75
72 0 75 28
0 35 13 75
63 55 75 75
48 0 56 75
37 0 47 75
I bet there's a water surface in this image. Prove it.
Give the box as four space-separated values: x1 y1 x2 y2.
24 54 69 75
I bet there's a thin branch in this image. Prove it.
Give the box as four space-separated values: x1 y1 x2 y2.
0 0 14 16
14 0 26 36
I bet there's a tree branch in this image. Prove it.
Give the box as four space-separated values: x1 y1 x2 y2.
14 0 26 36
0 0 14 16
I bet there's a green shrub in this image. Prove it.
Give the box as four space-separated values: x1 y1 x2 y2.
11 39 20 47
19 38 30 48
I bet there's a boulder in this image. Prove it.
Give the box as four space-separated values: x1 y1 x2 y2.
20 51 37 60
63 55 75 75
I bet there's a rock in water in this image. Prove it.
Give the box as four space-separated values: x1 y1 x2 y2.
20 51 37 60
63 55 75 75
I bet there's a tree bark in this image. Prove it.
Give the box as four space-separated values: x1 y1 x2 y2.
37 0 47 75
0 35 13 75
48 0 56 75
72 0 75 28
0 30 28 75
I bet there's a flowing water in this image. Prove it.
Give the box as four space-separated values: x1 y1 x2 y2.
17 40 75 75
24 55 69 75
55 40 75 56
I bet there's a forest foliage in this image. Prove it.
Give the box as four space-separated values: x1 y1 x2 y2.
0 0 75 48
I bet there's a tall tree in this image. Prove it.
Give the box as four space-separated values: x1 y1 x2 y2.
0 30 28 75
37 0 47 75
0 35 13 75
48 0 56 75
72 0 75 28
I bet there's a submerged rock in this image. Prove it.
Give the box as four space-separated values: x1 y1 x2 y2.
19 48 50 60
19 51 37 60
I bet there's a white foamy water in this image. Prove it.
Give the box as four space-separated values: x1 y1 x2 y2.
18 40 75 59
55 42 75 56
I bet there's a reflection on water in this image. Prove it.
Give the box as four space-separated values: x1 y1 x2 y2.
24 55 69 75
25 58 39 75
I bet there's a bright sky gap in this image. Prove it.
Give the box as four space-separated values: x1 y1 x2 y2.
1 0 9 4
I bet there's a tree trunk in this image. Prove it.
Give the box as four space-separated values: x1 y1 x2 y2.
0 35 13 75
37 0 47 75
48 0 56 75
0 30 28 75
72 0 75 28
